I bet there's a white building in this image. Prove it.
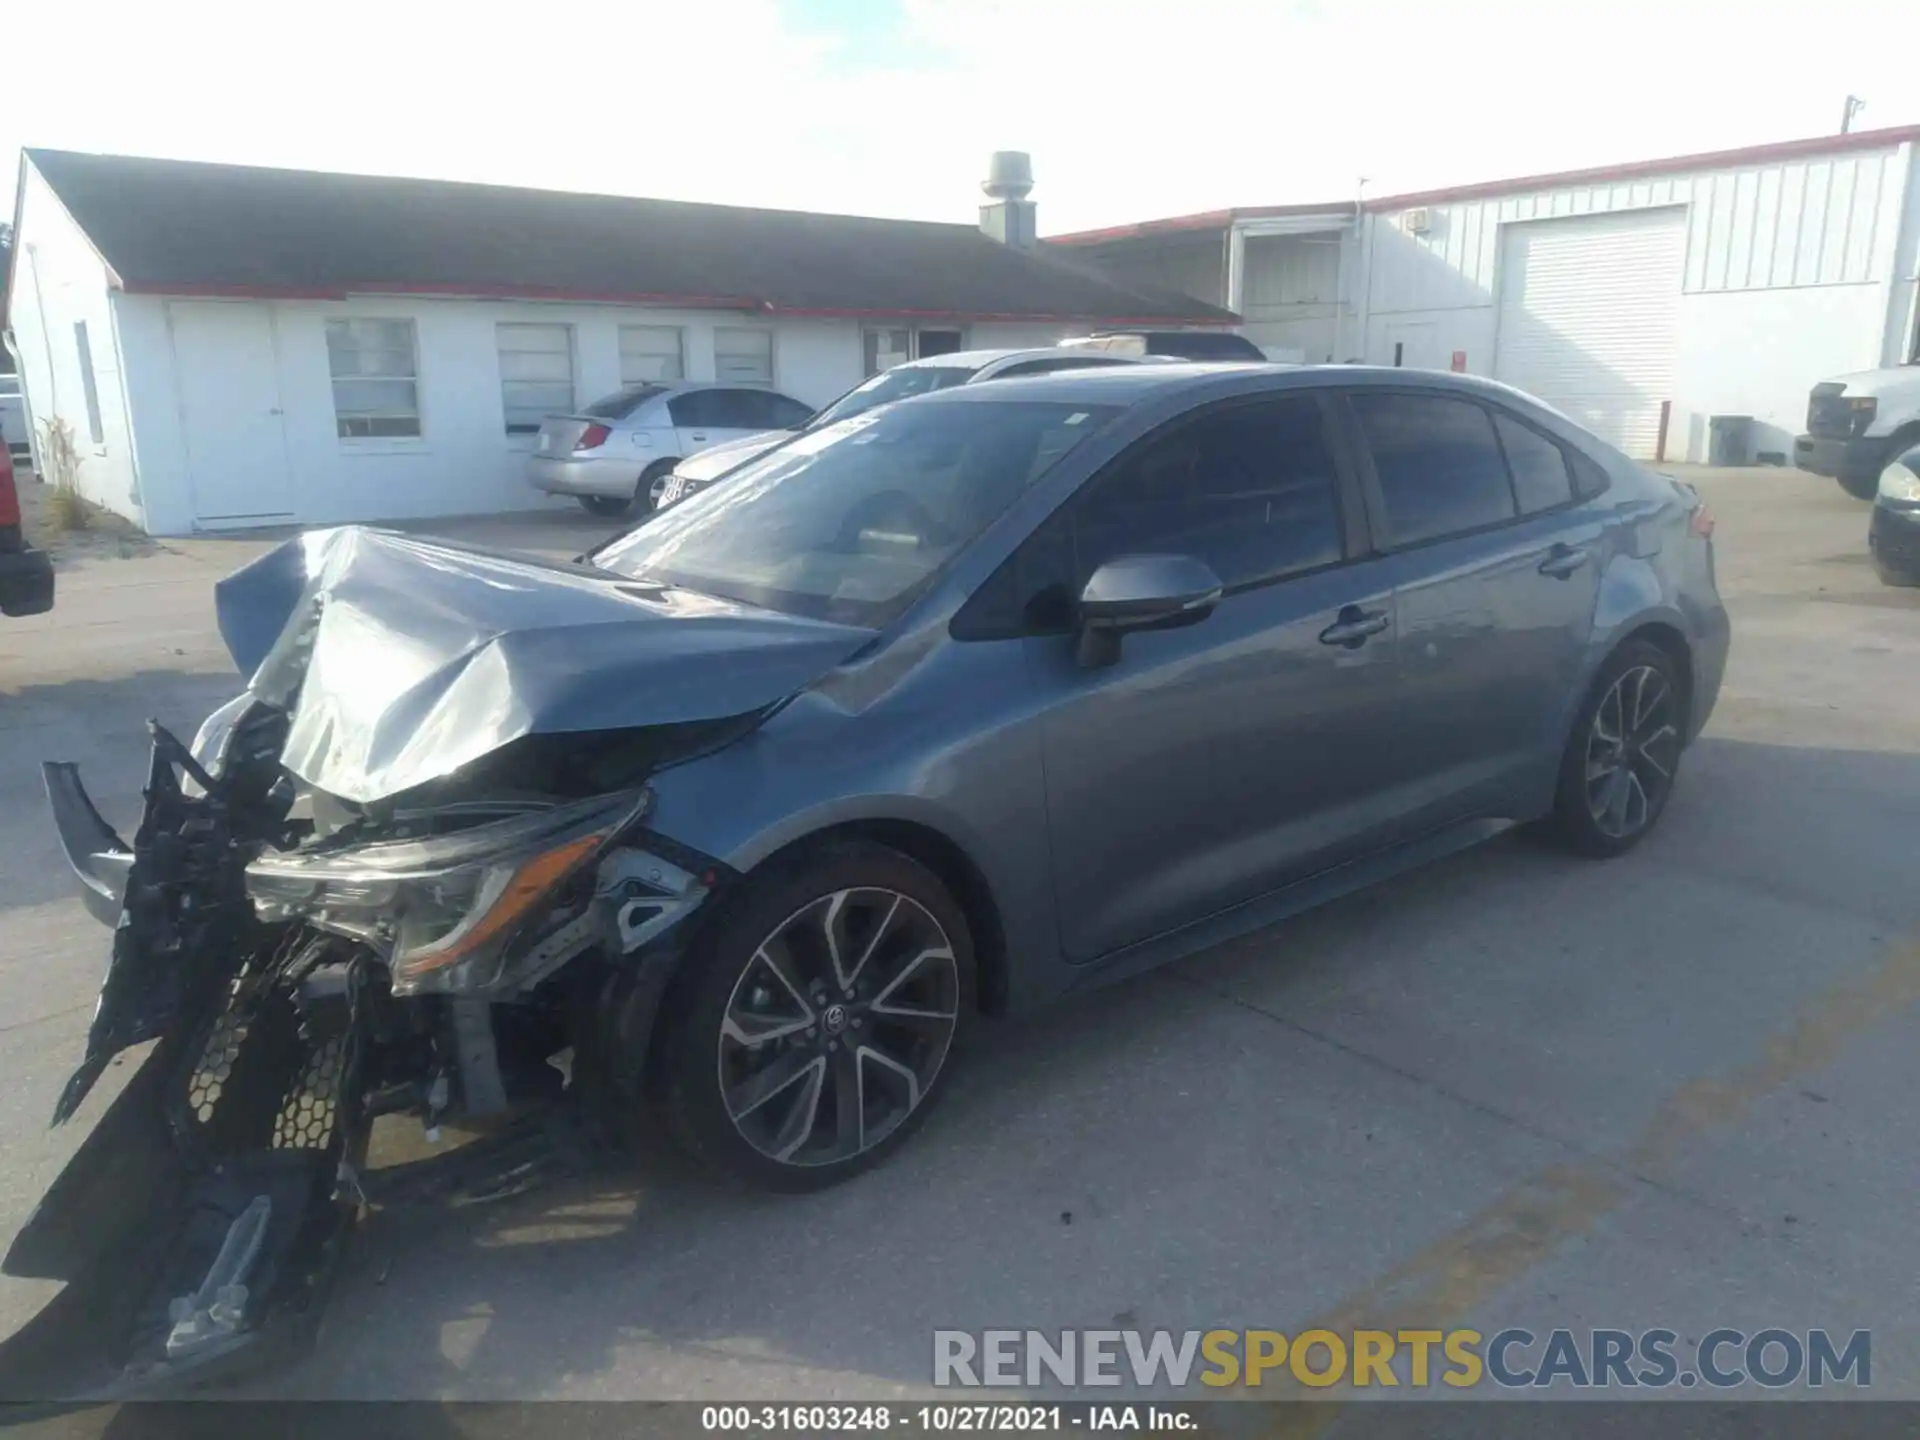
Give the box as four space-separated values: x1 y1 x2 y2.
2 150 1227 535
1055 126 1920 463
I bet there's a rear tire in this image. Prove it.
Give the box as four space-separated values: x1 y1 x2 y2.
577 494 631 519
660 840 975 1192
641 460 679 513
1545 640 1687 858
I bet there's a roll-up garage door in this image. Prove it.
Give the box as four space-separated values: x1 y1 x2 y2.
1493 208 1685 457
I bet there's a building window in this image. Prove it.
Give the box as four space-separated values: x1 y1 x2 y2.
73 321 105 445
619 325 685 384
325 318 421 438
497 322 575 434
864 328 912 376
862 326 966 376
714 327 775 388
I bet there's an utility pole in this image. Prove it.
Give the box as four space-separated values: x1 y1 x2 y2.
1841 95 1866 134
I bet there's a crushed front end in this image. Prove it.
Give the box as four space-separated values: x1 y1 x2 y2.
0 704 733 1401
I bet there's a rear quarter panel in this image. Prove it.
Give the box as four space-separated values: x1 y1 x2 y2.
1556 463 1730 755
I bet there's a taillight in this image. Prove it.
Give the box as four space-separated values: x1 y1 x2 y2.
0 450 20 530
1689 504 1715 539
574 424 611 453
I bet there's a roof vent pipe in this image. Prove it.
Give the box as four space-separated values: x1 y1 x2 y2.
980 151 1037 248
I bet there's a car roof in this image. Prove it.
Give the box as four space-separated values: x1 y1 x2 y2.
890 347 1149 374
911 362 1557 410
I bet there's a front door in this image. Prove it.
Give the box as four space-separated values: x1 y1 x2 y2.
169 301 296 525
1343 388 1604 822
1027 393 1402 963
671 388 765 455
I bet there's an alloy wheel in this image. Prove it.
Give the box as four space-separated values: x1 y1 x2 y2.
717 888 960 1167
1584 664 1680 840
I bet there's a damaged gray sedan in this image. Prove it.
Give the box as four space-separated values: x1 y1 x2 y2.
0 365 1728 1397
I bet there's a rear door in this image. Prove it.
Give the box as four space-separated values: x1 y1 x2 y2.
1341 387 1604 823
1019 391 1404 963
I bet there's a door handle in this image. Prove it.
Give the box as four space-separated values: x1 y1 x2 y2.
1318 605 1390 649
1538 543 1592 579
689 432 708 441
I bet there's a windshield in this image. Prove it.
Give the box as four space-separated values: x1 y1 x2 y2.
592 398 1116 627
806 366 978 430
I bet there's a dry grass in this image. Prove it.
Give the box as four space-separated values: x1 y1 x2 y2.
41 480 92 533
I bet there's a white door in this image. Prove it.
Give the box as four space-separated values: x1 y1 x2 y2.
1493 209 1685 457
169 302 296 524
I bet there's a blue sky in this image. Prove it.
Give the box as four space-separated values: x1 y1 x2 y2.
6 0 1918 235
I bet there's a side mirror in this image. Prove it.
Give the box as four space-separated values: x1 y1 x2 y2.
1075 553 1223 666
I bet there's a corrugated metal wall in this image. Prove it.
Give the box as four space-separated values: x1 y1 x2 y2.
1369 143 1910 307
1240 234 1347 361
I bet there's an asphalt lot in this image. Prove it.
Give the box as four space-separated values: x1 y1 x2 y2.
1 469 1917 1408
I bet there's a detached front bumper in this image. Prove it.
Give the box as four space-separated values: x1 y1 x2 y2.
43 761 134 927
1794 433 1882 481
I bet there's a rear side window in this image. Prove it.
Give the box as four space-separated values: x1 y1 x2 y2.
1570 450 1612 499
1069 395 1345 590
1352 392 1517 546
1491 413 1574 513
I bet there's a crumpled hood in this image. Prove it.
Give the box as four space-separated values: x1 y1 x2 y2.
1823 366 1920 407
214 527 870 804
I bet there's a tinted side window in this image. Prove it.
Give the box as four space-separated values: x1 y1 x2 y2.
668 391 720 428
1352 392 1517 546
707 389 774 427
1570 450 1612 499
1492 413 1574 513
1069 396 1345 590
763 393 816 429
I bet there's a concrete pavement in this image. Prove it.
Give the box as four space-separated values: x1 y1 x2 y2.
0 470 1915 1406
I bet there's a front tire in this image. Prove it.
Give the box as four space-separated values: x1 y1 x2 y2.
660 841 974 1191
1545 640 1687 858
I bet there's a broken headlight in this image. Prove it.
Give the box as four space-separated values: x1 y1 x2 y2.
247 789 647 995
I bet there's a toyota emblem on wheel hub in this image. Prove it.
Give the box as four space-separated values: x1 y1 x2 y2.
822 1003 849 1035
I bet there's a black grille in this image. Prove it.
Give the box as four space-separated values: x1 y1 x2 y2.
1807 384 1872 439
1807 393 1854 438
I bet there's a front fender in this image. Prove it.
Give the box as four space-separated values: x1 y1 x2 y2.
642 684 1063 1009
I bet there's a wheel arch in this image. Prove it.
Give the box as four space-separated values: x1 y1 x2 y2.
637 807 1015 1102
756 817 1013 1018
1613 619 1695 736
